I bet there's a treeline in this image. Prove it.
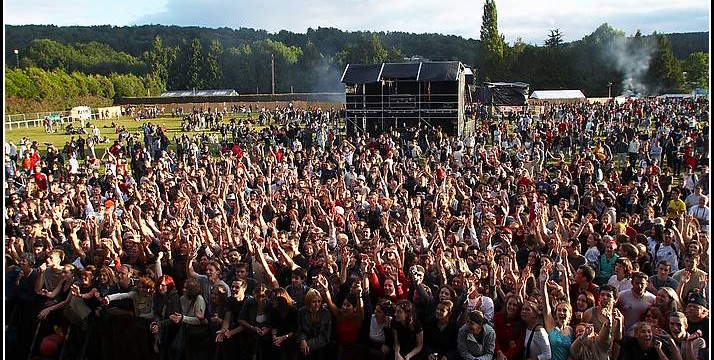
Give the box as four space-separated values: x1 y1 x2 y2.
4 24 709 114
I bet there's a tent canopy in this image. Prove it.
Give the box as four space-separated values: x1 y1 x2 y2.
530 90 585 100
480 82 529 106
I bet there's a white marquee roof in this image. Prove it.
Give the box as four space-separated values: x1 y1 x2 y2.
530 90 585 100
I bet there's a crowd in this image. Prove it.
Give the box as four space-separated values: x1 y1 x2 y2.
4 96 710 360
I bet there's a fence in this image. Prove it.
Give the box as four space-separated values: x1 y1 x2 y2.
5 111 97 131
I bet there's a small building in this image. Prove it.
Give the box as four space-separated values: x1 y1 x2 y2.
160 89 239 97
341 61 474 136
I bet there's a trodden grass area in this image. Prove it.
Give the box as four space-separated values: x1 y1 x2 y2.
4 114 259 158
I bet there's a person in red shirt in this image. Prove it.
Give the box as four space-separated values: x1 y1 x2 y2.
493 293 526 360
33 165 48 191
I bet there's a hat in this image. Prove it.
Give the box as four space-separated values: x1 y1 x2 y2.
412 265 425 275
104 200 115 209
334 206 345 216
357 174 366 181
686 293 708 308
500 227 512 235
226 193 236 200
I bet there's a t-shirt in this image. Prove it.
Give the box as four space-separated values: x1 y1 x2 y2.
617 290 656 329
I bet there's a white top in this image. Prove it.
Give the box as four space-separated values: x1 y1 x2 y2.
607 275 632 293
617 290 656 329
524 326 551 360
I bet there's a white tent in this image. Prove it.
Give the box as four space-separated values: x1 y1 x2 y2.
529 90 586 100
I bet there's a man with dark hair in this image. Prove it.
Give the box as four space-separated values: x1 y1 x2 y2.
674 253 706 300
647 260 679 293
667 311 707 360
286 267 310 308
457 309 496 360
571 265 601 305
617 271 656 330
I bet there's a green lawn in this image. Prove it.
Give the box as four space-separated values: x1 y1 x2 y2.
5 114 259 158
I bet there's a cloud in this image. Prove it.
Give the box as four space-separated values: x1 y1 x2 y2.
5 0 710 45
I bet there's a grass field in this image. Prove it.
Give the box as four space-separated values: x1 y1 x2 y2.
4 114 258 158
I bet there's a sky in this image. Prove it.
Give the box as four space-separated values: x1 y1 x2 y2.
3 0 711 45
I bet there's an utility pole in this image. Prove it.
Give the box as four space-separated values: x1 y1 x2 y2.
271 54 275 95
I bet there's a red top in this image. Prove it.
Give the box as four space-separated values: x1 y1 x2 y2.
335 317 361 344
492 311 526 358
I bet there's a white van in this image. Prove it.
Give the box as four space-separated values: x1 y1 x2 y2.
70 106 92 122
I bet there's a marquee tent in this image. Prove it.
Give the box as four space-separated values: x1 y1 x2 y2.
529 90 585 100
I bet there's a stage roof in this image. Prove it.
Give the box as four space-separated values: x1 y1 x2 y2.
341 61 468 84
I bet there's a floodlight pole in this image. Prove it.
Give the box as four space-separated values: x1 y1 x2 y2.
607 82 612 99
13 49 19 68
271 54 275 95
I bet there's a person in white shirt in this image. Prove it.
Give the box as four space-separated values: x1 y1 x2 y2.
608 257 633 293
687 196 710 232
68 155 80 174
452 145 464 169
684 186 704 209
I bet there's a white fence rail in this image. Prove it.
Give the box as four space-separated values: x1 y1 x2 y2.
5 112 98 131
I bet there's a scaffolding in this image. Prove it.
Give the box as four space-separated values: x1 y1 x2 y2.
342 61 473 137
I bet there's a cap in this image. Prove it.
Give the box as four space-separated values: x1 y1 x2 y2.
686 293 708 308
104 200 115 209
357 174 366 181
334 206 345 216
412 265 425 275
500 227 512 235
226 193 236 200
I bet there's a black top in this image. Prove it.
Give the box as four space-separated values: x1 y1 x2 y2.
392 320 423 357
619 336 671 360
423 316 458 360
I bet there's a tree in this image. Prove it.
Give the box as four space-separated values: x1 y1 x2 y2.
681 52 708 90
142 36 173 85
480 0 505 78
647 34 683 93
187 38 204 90
335 33 389 69
203 39 223 88
544 29 564 48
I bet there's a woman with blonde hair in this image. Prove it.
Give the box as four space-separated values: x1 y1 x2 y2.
541 263 572 360
296 288 332 360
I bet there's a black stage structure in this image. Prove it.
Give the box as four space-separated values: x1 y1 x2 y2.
341 61 475 137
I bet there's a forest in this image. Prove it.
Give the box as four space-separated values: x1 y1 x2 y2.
4 22 709 114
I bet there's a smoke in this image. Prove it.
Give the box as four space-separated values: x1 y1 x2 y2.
308 55 346 94
601 35 658 97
